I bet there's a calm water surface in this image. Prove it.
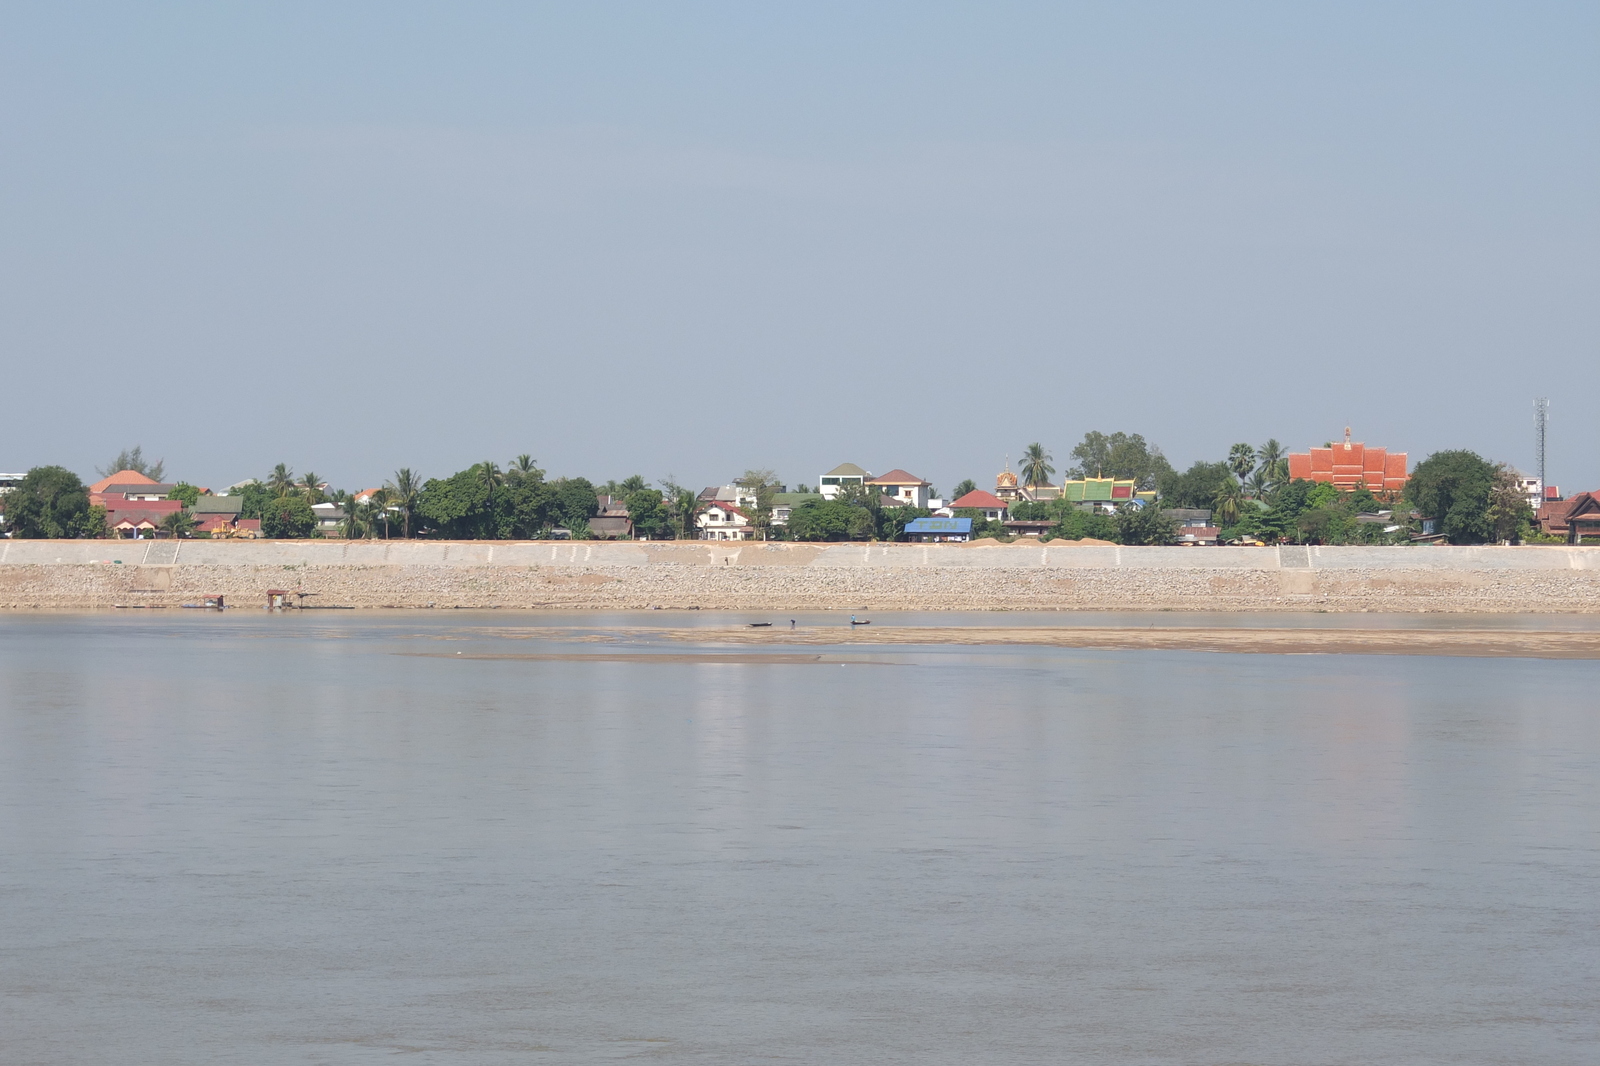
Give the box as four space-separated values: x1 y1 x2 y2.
1 612 1597 1064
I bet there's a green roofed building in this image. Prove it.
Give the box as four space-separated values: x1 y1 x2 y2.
818 463 870 499
1060 477 1157 515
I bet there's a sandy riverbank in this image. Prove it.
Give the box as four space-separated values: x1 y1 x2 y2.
582 624 1600 659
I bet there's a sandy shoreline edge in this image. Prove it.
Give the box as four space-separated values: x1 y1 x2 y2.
589 625 1600 659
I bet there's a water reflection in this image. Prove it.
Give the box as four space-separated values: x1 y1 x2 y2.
0 613 1596 1064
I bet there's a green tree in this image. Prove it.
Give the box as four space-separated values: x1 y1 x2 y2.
951 478 977 500
98 446 164 482
1256 438 1288 483
1044 508 1119 542
659 478 701 539
1019 443 1055 488
1067 430 1172 489
786 499 855 541
166 482 201 507
226 481 273 522
160 508 197 538
1404 450 1497 545
3 467 101 538
551 477 600 536
416 465 502 539
1115 502 1177 545
624 488 669 539
368 487 395 538
1486 463 1534 543
268 463 296 496
1228 443 1256 482
262 494 316 538
299 472 325 503
736 468 781 539
388 468 422 538
338 496 365 539
1159 461 1234 509
506 455 544 485
1212 479 1244 527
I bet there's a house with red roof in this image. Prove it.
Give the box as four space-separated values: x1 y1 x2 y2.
697 500 752 540
1542 492 1600 544
947 489 1009 522
867 469 933 509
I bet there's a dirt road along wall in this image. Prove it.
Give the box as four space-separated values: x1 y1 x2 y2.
1 540 1597 611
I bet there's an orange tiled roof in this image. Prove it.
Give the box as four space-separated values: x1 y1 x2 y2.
89 470 158 494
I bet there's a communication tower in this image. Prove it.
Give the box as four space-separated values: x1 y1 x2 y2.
1535 397 1549 489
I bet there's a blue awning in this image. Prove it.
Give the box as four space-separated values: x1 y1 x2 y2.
905 517 972 534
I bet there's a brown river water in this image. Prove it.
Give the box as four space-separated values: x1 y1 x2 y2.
2 611 1597 1063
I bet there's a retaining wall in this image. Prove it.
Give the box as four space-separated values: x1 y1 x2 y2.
2 539 1597 611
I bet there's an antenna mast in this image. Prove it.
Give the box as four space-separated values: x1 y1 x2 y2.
1535 397 1549 489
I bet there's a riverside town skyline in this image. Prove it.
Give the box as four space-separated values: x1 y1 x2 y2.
4 420 1590 545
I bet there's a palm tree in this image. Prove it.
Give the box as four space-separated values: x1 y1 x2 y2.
160 509 196 538
268 463 295 497
477 461 503 496
1228 443 1256 483
1257 438 1288 483
507 454 541 485
388 468 421 538
299 472 324 503
1213 480 1244 527
338 495 363 539
1019 443 1055 488
369 487 394 538
1246 470 1270 500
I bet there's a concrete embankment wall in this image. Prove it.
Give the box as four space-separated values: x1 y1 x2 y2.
2 539 1598 611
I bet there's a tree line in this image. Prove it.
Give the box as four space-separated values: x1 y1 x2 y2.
0 437 1548 545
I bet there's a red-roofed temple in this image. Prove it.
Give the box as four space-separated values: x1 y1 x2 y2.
1287 429 1408 495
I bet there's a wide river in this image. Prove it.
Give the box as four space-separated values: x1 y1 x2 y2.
2 611 1597 1064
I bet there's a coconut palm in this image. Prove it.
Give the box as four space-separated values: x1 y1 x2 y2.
477 461 503 496
1213 479 1244 528
299 472 324 502
338 495 363 539
1019 443 1056 488
368 487 394 538
268 463 295 497
1228 443 1256 483
1257 438 1288 483
506 454 542 485
160 508 196 538
1246 470 1271 500
388 468 421 538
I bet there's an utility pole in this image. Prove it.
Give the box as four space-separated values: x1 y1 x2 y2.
1534 397 1549 490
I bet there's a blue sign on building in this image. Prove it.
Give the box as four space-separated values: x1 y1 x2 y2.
904 517 972 540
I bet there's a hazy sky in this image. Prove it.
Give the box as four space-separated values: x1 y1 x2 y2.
3 2 1596 495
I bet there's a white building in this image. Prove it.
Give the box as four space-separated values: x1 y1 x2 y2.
697 501 752 540
1513 472 1545 513
311 501 343 534
866 469 933 509
819 463 870 499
